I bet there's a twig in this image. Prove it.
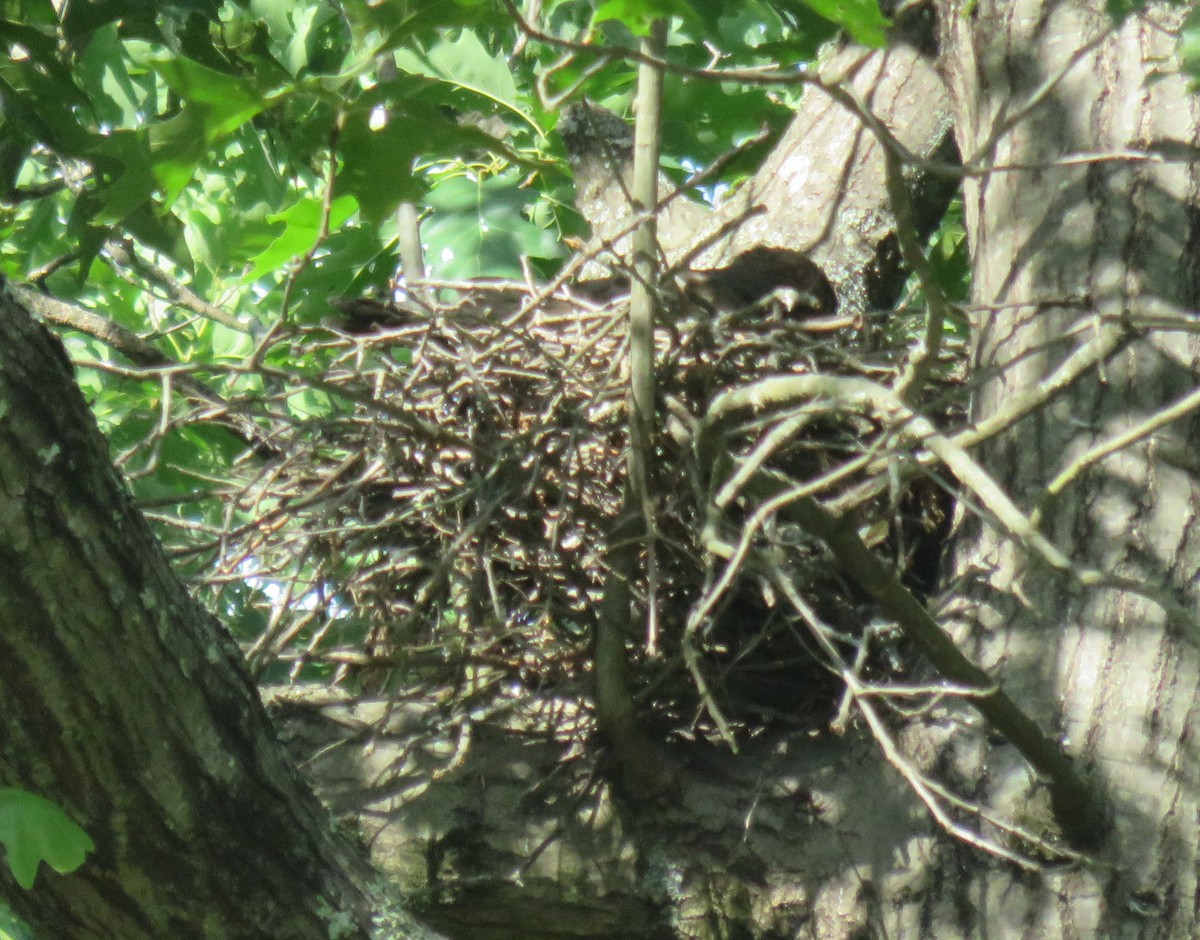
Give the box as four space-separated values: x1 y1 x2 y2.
14 285 271 450
771 567 1056 870
886 147 953 403
253 118 344 367
709 370 1192 628
772 495 1103 850
103 239 247 332
1033 382 1200 526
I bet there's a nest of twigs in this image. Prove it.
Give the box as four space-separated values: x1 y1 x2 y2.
193 255 958 738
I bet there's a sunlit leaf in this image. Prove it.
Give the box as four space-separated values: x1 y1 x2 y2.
336 113 426 224
76 24 148 128
0 790 93 890
244 194 359 283
791 0 889 47
150 54 279 141
147 110 210 205
1177 5 1200 86
281 224 398 323
0 63 92 156
0 899 34 940
393 29 537 134
90 131 156 222
421 170 564 281
592 0 698 32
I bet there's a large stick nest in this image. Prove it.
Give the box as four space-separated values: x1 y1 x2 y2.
198 247 958 736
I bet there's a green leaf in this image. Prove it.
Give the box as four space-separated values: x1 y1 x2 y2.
421 169 564 281
592 0 697 32
279 224 398 323
150 54 278 141
244 193 359 282
122 202 192 265
1103 0 1185 24
366 0 500 58
336 113 425 224
0 18 67 71
58 0 208 42
0 62 92 157
0 900 34 940
1177 5 1200 85
393 29 537 134
792 0 889 48
90 130 157 222
77 24 150 128
0 790 94 890
282 2 324 75
148 110 210 205
64 199 109 281
338 80 524 224
286 384 334 419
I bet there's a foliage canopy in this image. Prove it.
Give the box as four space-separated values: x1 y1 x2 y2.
0 0 888 665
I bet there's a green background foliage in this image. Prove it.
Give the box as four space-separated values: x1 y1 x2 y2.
0 0 891 663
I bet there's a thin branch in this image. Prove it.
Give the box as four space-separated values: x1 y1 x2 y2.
628 19 666 656
13 285 271 451
775 494 1103 850
963 32 1108 172
502 0 1158 188
886 147 953 403
828 315 1133 517
771 568 1057 870
282 117 342 320
954 317 1131 449
396 201 428 302
103 239 248 332
1033 382 1200 526
253 118 344 368
709 370 1192 627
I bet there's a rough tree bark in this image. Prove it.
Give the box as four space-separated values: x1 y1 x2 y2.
0 287 439 939
916 2 1200 935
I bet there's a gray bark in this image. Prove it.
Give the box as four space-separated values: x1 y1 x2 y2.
700 39 957 317
0 287 404 938
923 1 1200 935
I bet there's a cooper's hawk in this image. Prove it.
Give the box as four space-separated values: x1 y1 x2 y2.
559 102 836 319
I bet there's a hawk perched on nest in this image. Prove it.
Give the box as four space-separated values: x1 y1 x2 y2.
558 101 837 321
674 246 837 321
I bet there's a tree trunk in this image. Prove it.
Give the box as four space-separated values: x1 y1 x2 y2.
0 287 416 938
921 1 1200 934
